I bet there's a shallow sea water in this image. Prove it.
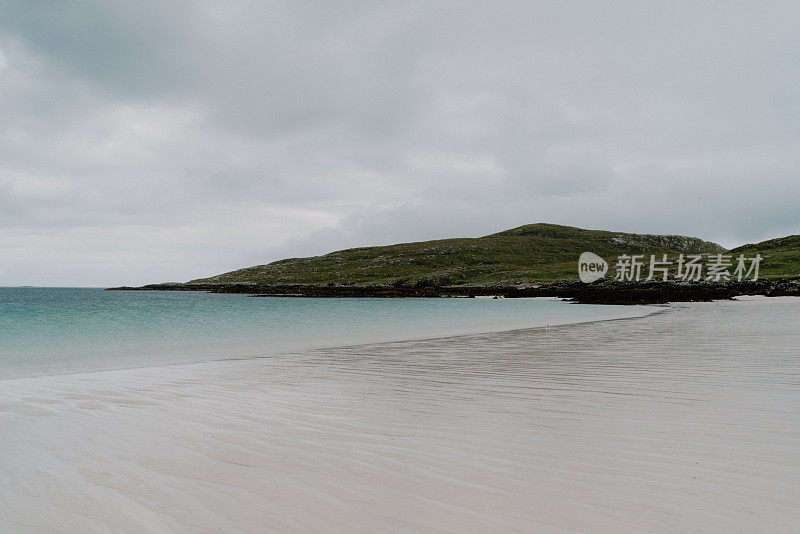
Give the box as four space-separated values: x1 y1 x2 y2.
0 288 650 379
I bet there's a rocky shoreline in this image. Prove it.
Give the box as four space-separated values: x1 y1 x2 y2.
107 279 800 305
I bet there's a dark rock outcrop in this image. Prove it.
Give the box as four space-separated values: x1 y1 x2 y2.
107 278 800 305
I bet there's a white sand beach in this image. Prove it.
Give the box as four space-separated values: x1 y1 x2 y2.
1 298 799 533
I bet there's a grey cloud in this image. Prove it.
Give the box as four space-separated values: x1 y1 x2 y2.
0 1 798 285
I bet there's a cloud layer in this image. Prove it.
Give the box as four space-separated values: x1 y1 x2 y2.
1 1 799 285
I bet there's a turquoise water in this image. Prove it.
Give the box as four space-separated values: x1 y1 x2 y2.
0 288 651 379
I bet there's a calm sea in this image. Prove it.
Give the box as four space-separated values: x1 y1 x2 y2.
0 287 651 379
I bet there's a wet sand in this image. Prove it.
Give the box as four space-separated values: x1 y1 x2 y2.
1 299 799 532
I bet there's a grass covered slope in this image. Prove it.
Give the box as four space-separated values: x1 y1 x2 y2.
729 235 800 279
190 223 726 286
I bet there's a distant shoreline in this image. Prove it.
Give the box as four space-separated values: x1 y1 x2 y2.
107 279 800 305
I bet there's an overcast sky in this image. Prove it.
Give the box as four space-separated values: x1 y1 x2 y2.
1 1 799 286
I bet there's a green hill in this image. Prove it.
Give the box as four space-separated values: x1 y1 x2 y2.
729 235 800 279
190 223 726 286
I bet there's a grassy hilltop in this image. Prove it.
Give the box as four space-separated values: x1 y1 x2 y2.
730 235 800 279
189 223 728 286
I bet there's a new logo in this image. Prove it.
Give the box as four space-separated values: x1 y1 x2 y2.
578 252 608 283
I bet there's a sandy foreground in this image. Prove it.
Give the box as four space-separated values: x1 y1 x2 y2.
1 299 799 533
